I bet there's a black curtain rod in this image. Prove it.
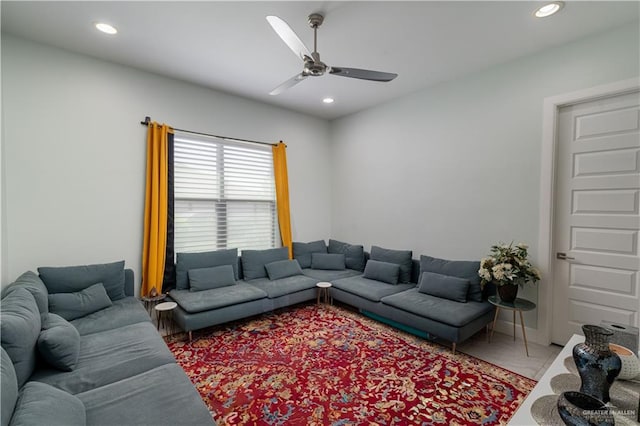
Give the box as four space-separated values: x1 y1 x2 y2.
140 116 279 147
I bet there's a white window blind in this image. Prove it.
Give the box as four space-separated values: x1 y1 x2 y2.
173 131 278 255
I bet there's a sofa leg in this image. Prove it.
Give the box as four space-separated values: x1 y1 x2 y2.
452 342 456 354
188 331 192 342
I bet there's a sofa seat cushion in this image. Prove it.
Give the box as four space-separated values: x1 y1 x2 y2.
10 382 86 426
29 322 175 394
332 276 415 302
246 275 318 299
77 364 214 426
381 288 494 327
301 268 361 282
70 297 150 336
170 284 267 314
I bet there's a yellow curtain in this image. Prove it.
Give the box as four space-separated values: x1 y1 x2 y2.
141 122 173 297
272 141 293 259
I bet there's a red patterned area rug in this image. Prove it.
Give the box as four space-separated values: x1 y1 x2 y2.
167 304 535 425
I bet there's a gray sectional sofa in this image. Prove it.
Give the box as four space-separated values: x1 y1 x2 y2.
1 263 214 426
168 239 496 353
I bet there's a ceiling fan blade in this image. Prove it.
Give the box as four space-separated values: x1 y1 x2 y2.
269 73 308 96
329 67 398 82
266 16 312 60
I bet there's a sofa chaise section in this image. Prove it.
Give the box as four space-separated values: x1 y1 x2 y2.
380 288 495 351
1 262 215 426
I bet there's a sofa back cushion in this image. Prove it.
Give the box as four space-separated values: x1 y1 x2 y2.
38 260 126 301
0 288 41 387
1 347 18 426
418 271 470 303
10 382 86 426
370 246 413 283
328 239 366 271
363 260 401 285
37 313 81 371
188 265 236 292
1 271 49 322
265 259 304 280
419 255 482 302
292 240 327 268
311 253 346 270
48 283 113 321
241 247 289 281
175 248 239 290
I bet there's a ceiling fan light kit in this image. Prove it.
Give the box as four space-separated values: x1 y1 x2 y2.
266 13 398 95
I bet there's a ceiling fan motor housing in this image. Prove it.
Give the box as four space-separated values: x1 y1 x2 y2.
304 52 327 76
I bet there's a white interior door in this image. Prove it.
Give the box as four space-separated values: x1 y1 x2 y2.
552 90 640 345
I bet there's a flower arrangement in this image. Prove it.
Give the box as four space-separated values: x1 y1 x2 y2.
478 242 541 288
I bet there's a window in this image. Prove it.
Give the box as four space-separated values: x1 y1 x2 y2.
174 132 278 254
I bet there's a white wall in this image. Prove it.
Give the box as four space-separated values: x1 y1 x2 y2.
330 23 640 329
1 35 332 294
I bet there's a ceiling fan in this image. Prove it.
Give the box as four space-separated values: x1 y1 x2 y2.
266 13 398 95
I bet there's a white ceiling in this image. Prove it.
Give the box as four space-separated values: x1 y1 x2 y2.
2 1 639 120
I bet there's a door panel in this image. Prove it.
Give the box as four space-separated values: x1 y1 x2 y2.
552 91 640 345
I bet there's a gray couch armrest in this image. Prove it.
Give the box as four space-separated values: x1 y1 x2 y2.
124 269 134 297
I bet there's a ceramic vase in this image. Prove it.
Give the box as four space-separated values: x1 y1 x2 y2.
497 285 518 303
572 325 622 403
556 391 613 426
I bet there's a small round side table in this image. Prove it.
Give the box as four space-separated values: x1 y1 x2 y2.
316 282 332 305
488 295 536 356
154 301 177 336
141 293 166 315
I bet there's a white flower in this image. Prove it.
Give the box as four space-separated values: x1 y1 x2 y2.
492 265 505 280
478 268 492 280
503 263 512 270
516 242 529 249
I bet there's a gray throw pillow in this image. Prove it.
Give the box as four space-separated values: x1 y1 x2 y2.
419 255 482 302
1 347 18 426
38 260 125 301
9 382 86 426
0 288 41 388
418 271 470 303
370 246 413 283
311 253 346 270
292 240 327 269
328 239 366 271
241 247 289 281
1 271 49 322
48 283 113 321
363 260 400 285
265 259 303 280
37 313 81 372
176 248 239 290
188 265 236 292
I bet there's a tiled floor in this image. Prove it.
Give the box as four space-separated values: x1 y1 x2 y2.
455 328 563 380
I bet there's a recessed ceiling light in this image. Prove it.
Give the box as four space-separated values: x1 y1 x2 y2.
95 22 118 35
534 2 564 18
322 97 334 104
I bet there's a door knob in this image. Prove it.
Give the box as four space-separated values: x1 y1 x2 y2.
556 252 575 260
